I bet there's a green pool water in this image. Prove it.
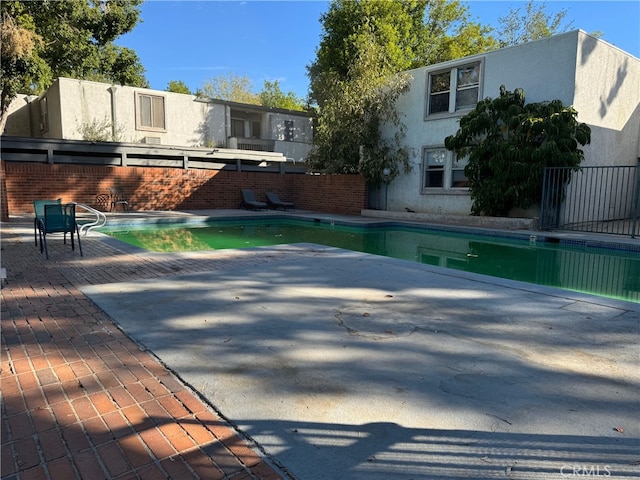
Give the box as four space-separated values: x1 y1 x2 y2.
100 219 640 303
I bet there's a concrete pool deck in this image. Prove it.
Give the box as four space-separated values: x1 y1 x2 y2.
2 210 639 479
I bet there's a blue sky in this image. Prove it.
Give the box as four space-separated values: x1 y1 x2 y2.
117 0 640 98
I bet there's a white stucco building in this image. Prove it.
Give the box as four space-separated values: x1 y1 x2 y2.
382 30 640 216
4 77 314 163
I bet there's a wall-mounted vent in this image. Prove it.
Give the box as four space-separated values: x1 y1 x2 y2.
142 136 161 145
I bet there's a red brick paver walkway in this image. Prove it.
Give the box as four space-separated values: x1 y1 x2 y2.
1 218 286 480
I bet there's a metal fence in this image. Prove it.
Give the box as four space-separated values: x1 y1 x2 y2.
540 165 640 238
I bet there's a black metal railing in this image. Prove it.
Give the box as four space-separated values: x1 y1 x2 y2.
540 165 640 238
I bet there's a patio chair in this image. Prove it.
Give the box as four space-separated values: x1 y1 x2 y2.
266 191 295 210
94 193 110 212
109 187 129 212
36 203 83 260
33 199 62 247
241 189 267 210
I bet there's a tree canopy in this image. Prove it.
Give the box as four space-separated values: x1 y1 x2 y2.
197 73 306 111
496 0 574 47
197 72 261 105
1 0 147 131
307 27 412 185
260 80 306 111
308 0 496 108
166 80 192 95
445 86 591 216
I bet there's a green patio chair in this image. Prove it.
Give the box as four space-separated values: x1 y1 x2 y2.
33 199 62 247
36 203 83 260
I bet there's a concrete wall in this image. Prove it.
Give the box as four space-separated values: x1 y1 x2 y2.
383 30 639 218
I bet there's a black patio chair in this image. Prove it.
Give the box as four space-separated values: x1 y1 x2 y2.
110 187 129 212
241 189 267 210
266 191 295 210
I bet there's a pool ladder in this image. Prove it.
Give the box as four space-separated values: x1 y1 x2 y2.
73 203 107 235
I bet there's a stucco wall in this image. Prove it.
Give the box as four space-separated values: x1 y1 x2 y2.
55 78 210 147
573 31 640 166
45 80 64 139
2 95 35 136
57 78 112 140
205 103 228 148
482 31 578 106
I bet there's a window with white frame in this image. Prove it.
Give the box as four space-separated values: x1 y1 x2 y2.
422 148 469 191
451 154 469 188
427 62 481 116
423 149 446 188
136 93 165 131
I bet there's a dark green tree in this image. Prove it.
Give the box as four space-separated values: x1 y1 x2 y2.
259 80 305 111
307 27 412 185
445 86 591 216
1 0 147 130
166 80 192 95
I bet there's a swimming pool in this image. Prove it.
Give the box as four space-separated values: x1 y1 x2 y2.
100 218 640 303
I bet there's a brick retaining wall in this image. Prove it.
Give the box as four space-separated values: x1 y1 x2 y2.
1 161 367 220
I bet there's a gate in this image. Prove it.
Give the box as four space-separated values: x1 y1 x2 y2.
540 165 640 238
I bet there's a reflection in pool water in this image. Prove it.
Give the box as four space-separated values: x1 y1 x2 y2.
101 220 640 303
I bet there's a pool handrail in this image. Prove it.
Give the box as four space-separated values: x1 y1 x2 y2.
72 202 107 235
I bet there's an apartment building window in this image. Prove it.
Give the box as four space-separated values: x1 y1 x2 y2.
231 119 245 137
422 148 469 191
251 120 261 138
423 149 446 188
231 118 261 138
136 93 165 131
451 154 469 188
427 61 481 116
284 120 294 141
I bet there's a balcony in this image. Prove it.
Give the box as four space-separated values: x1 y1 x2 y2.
228 137 275 152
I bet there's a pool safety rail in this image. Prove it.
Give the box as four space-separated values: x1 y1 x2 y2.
73 202 107 235
540 165 640 238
